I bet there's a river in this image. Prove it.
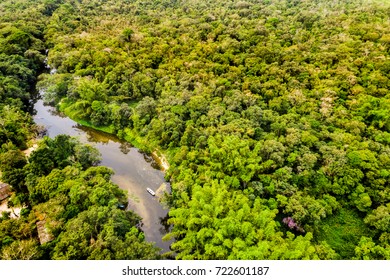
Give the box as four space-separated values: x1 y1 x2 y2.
33 100 172 253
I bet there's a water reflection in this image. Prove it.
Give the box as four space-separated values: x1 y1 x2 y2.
119 142 132 154
75 124 118 144
144 153 161 170
158 213 172 236
48 107 66 117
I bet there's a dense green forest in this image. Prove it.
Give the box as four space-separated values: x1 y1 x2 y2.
0 0 159 260
1 0 390 259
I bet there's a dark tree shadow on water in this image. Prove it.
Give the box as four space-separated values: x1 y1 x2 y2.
119 142 132 154
159 213 172 236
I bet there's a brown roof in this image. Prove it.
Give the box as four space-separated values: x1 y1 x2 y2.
0 183 11 201
36 220 54 244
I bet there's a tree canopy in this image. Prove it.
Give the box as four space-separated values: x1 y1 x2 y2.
0 0 160 260
1 0 390 259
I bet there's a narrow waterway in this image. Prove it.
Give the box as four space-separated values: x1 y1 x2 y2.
33 100 171 253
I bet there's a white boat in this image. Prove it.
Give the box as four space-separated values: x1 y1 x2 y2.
146 188 155 196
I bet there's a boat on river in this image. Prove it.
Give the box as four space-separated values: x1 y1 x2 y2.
33 99 171 252
146 188 156 196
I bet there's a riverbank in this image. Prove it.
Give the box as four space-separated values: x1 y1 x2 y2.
22 143 38 157
152 151 170 172
33 99 172 252
57 101 171 173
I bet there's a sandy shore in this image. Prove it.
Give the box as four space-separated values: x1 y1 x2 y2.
0 199 21 218
22 143 38 157
152 151 170 172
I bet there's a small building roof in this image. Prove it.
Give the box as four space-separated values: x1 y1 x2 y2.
0 183 11 201
36 220 54 245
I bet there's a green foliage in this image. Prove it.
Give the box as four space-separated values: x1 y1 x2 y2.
0 20 46 110
0 149 28 193
364 203 390 249
52 206 159 260
167 181 336 260
26 134 101 178
1 142 157 259
316 208 374 259
354 237 390 260
1 239 42 260
0 106 34 149
278 192 339 225
0 0 160 260
3 0 390 259
37 73 72 105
